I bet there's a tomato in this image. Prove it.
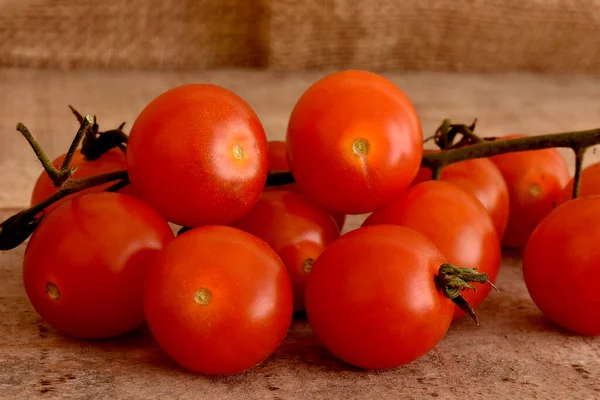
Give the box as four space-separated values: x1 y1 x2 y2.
266 141 346 230
23 192 173 339
305 224 454 369
523 196 600 335
231 190 340 311
127 84 268 227
414 152 509 237
144 226 293 375
30 148 132 213
559 162 600 204
363 180 501 321
286 70 423 214
489 135 569 248
267 140 289 172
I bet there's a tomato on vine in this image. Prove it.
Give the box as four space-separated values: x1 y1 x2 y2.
286 70 423 214
127 84 269 227
363 180 501 321
559 162 600 204
523 196 600 335
231 190 340 311
144 226 293 375
23 192 174 339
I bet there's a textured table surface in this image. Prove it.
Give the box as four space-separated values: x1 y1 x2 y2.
0 68 600 399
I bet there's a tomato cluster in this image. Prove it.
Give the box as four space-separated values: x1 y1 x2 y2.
14 70 600 376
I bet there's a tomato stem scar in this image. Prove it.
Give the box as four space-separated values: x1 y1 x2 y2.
45 282 60 301
233 144 245 160
352 138 370 157
302 258 314 274
194 288 212 306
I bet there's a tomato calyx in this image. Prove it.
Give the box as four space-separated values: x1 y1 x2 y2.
69 105 129 161
434 263 498 326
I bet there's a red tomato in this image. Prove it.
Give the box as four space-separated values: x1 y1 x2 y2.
30 148 132 213
267 140 289 172
559 162 600 204
305 225 454 369
489 135 569 248
127 84 268 227
144 226 293 375
414 151 509 237
23 192 173 339
523 196 600 335
286 70 423 214
363 180 501 322
231 190 340 311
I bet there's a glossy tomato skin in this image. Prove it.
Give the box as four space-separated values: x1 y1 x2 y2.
31 149 133 213
144 226 293 375
127 84 269 227
23 192 174 339
231 190 340 311
489 135 569 248
559 162 600 204
305 225 453 369
414 152 509 237
286 70 423 214
363 180 501 322
267 140 289 172
523 197 600 335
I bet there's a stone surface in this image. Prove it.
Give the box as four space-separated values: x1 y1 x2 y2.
1 69 600 399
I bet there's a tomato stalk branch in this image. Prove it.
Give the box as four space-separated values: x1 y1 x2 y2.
0 171 128 250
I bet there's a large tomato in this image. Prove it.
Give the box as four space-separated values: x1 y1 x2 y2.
363 180 501 321
523 196 600 335
144 226 293 375
231 190 340 311
305 224 454 369
30 148 131 213
127 84 268 227
559 162 600 204
286 70 423 214
414 152 509 237
23 192 173 339
489 135 569 248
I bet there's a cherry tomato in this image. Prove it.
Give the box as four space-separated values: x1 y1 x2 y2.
523 196 600 335
231 190 340 311
23 192 173 339
305 224 454 369
127 84 268 227
559 162 600 204
267 140 289 172
30 148 132 213
144 226 293 375
286 70 422 214
266 141 346 230
489 135 569 248
363 180 501 321
414 151 509 237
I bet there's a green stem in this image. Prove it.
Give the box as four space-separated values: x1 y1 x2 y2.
572 147 587 200
0 170 128 251
434 263 496 325
16 123 67 187
60 114 95 171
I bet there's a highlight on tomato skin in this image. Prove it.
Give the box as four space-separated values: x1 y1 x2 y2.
230 190 341 312
30 148 134 214
22 192 174 339
305 224 454 369
286 70 423 215
523 196 600 336
363 180 501 322
126 84 269 228
143 225 293 375
488 134 570 249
